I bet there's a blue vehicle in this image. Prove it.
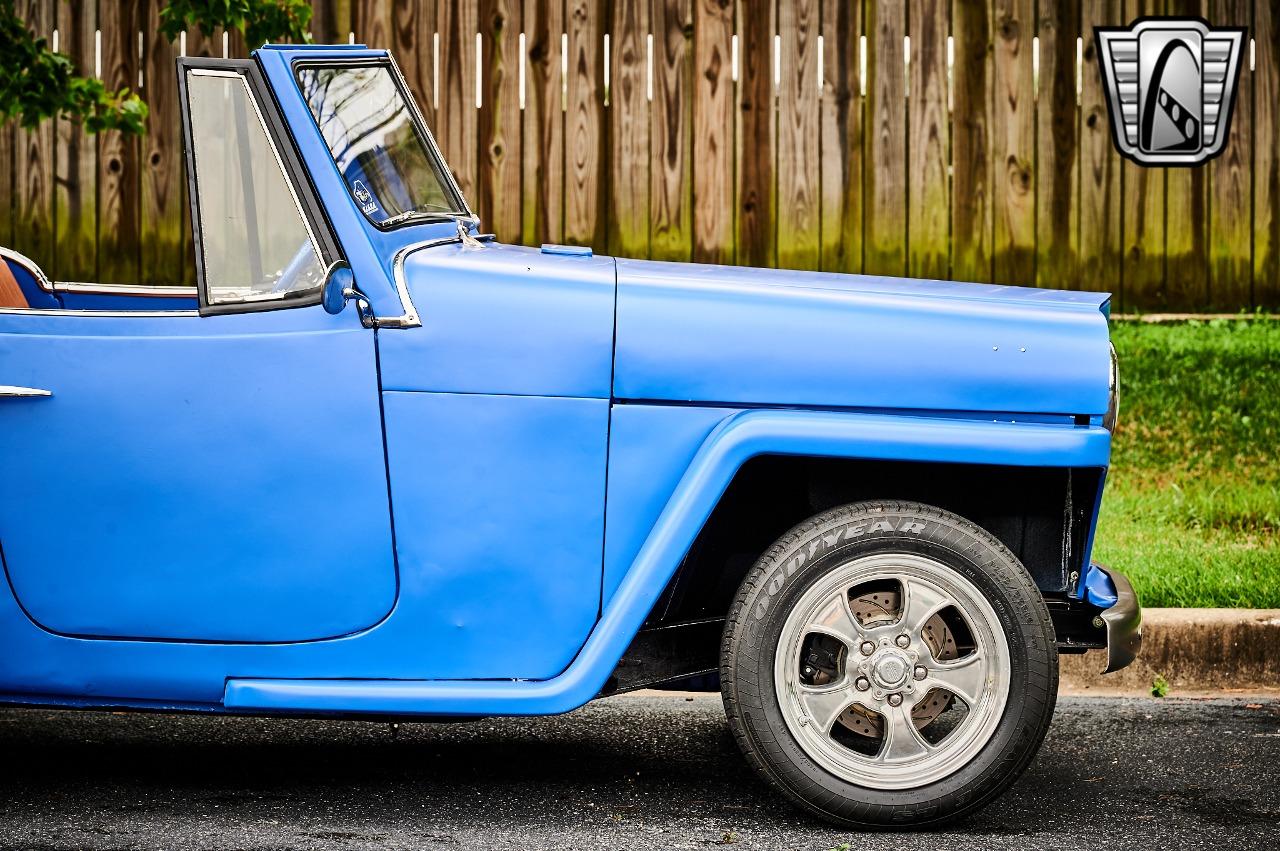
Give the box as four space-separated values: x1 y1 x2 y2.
0 45 1139 827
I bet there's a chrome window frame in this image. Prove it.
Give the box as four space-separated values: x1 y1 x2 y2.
181 63 330 315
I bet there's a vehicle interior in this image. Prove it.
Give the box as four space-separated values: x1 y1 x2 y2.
0 248 197 312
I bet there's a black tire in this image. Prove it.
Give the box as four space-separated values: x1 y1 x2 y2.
720 500 1058 828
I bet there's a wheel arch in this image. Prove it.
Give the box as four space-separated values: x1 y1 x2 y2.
603 409 1109 694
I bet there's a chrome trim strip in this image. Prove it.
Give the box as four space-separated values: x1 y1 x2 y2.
0 307 200 318
53 282 198 297
384 234 496 329
0 246 56 293
0 385 52 397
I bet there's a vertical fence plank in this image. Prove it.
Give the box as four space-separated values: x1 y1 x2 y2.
1204 0 1252 309
479 0 523 241
1121 0 1166 309
54 0 97 282
1161 0 1206 309
908 0 950 279
735 0 774 266
1256 0 1279 308
522 0 564 244
312 0 353 43
952 0 992 281
0 122 12 249
355 0 393 47
692 0 735 263
565 0 606 247
1036 0 1080 288
14 0 55 273
865 0 906 276
609 0 651 257
98 0 140 284
991 0 1035 284
819 0 862 273
651 0 693 259
1079 0 1123 300
437 0 480 205
777 0 820 269
141 1 185 285
394 0 436 132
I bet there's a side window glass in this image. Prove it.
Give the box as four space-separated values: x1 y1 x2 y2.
185 69 324 306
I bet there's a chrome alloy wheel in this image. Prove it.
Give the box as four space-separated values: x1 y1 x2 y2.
773 553 1011 790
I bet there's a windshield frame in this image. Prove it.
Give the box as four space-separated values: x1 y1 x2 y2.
291 56 473 232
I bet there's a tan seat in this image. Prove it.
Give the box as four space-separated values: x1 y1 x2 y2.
0 258 28 309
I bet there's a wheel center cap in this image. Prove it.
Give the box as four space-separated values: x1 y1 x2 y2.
872 651 909 688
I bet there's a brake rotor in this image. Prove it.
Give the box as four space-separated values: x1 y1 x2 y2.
837 587 958 738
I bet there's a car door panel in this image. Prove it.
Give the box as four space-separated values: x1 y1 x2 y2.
0 306 397 643
381 390 608 679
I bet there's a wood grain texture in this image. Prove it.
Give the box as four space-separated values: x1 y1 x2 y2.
14 0 55 274
565 0 606 247
312 0 353 44
394 0 436 131
1256 0 1279 307
692 0 735 263
608 0 651 257
1035 0 1080 289
864 0 906 276
0 123 12 249
952 0 993 281
522 0 564 244
437 0 480 206
908 0 950 279
1204 0 1252 309
354 0 393 47
54 0 97 282
479 0 522 240
819 0 862 273
98 0 141 284
1079 0 1123 301
1120 0 1166 310
991 0 1035 284
776 0 819 269
651 0 693 260
142 0 186 285
735 0 774 267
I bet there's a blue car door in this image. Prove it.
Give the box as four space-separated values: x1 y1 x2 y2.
0 60 397 643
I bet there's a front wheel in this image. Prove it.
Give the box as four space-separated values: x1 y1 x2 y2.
721 501 1058 828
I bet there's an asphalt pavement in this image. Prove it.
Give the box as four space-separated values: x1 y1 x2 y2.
0 694 1276 850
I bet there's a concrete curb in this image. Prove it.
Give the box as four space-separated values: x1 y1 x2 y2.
1060 608 1280 695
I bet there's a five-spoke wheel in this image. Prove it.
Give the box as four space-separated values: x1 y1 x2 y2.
722 501 1058 827
775 553 1009 789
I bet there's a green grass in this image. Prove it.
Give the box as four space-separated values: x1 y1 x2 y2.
1093 318 1280 608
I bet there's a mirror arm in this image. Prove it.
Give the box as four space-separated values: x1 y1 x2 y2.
344 287 376 328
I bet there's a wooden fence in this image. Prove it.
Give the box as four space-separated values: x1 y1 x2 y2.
1 0 1277 311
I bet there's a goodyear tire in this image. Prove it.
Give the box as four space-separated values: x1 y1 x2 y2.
721 501 1057 828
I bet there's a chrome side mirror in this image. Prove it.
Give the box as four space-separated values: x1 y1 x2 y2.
321 260 359 315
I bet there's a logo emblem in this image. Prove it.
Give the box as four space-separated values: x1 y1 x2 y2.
1095 17 1246 166
352 179 378 214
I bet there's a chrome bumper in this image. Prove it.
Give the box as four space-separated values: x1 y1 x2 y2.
1097 564 1142 673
